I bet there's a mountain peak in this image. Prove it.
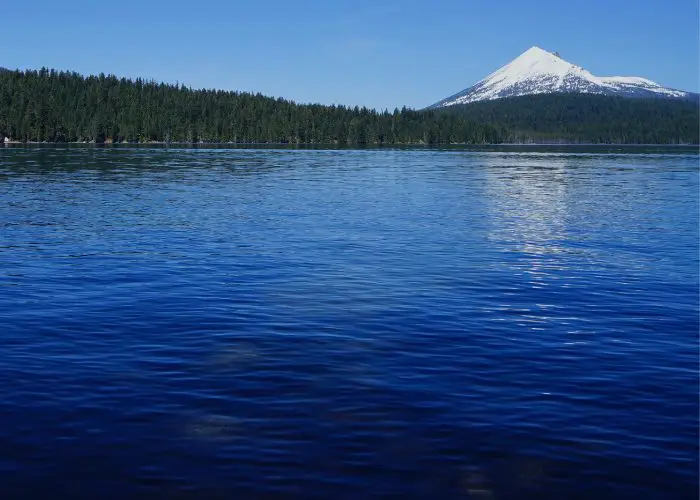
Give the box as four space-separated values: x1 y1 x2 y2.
522 46 551 56
430 47 692 107
523 46 561 57
517 46 565 64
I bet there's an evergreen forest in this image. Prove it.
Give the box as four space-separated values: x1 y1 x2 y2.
0 67 696 145
444 93 698 144
0 68 503 145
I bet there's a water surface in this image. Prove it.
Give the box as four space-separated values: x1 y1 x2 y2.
1 146 698 499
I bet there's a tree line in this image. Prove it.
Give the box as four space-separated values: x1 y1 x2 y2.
1 67 696 145
0 68 504 145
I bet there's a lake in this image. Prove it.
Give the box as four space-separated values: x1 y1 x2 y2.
0 145 697 499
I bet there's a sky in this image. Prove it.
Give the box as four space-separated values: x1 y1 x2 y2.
2 0 698 110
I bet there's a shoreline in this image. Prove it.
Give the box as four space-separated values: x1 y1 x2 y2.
3 140 698 147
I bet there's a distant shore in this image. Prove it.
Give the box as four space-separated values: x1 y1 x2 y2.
3 68 697 147
3 140 698 147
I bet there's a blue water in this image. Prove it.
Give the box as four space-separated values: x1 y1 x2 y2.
0 146 698 499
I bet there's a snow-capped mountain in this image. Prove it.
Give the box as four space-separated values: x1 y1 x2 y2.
431 46 695 107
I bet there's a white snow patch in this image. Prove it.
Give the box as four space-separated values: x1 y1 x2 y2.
438 46 690 106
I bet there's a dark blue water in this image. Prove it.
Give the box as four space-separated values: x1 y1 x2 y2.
1 146 698 499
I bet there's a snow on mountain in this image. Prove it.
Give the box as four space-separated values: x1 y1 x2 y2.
431 46 694 107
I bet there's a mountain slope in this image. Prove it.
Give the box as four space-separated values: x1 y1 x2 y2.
431 47 695 107
438 93 699 144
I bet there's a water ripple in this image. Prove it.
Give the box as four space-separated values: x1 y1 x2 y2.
0 146 697 499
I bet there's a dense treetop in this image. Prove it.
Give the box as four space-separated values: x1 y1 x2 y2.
0 67 696 145
0 68 503 145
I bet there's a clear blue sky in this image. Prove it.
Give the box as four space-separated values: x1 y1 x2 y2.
3 0 698 110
